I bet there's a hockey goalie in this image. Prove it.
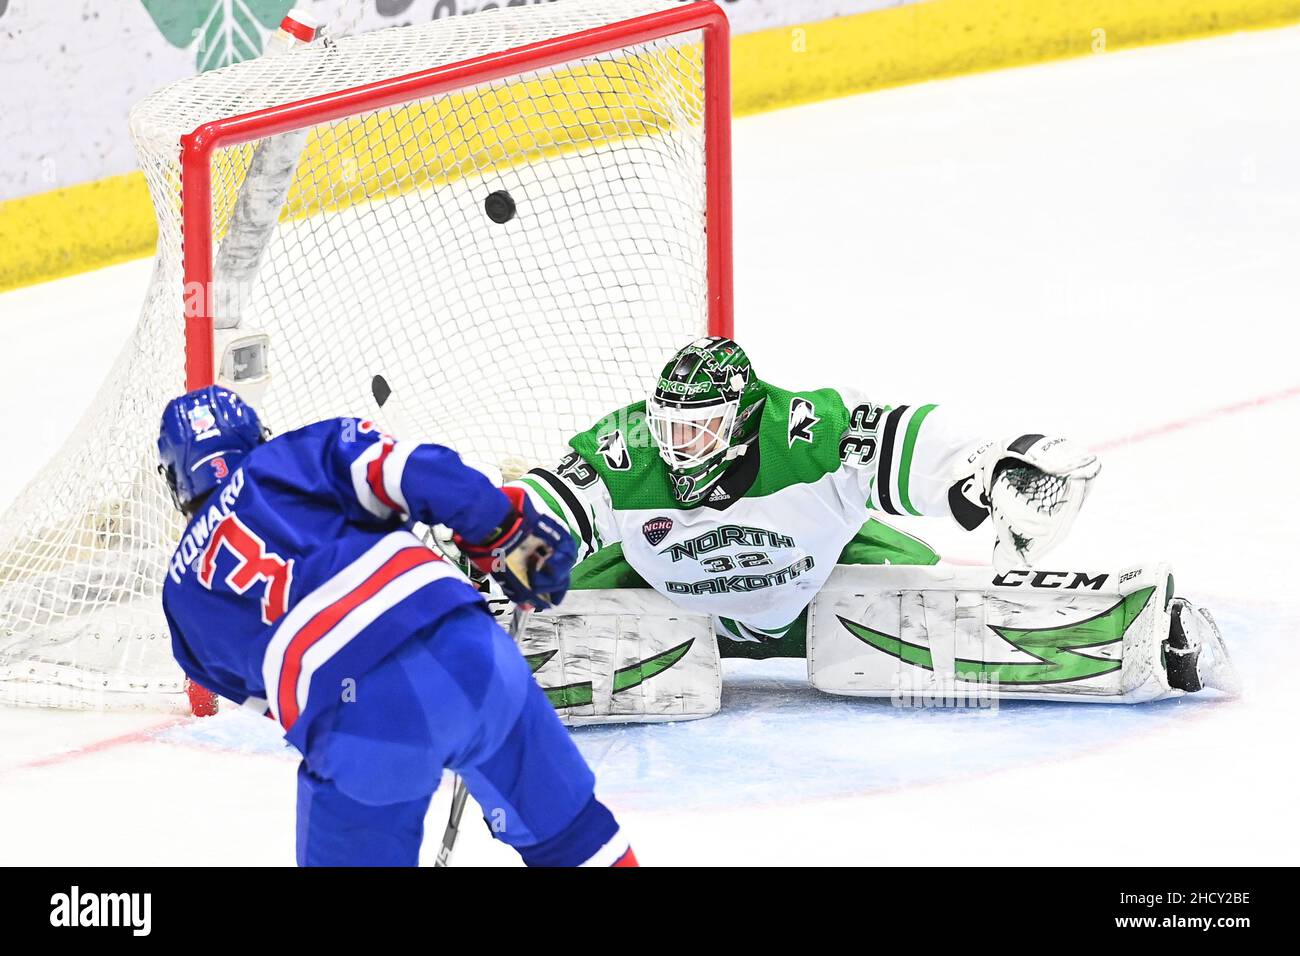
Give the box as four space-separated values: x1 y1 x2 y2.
496 336 1239 724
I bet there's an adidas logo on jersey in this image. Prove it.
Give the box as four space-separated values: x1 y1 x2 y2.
708 485 730 503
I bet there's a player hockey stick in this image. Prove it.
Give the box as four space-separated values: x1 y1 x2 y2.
371 376 538 866
370 374 414 438
371 373 529 483
433 776 471 868
434 604 533 867
372 374 472 866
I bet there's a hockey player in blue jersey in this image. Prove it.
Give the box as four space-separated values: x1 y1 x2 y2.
157 385 638 867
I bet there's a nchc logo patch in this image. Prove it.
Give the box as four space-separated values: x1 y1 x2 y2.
642 517 674 546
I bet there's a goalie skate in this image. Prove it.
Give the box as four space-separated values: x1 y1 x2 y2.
1165 598 1241 697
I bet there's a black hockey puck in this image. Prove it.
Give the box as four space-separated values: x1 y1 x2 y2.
484 190 517 224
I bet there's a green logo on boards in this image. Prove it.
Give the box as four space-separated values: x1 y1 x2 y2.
140 0 294 72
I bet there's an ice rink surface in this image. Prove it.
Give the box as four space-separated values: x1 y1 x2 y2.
2 26 1298 865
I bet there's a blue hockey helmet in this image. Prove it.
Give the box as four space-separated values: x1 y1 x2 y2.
157 386 267 512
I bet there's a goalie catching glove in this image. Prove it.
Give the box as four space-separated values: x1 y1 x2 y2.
455 486 576 610
954 434 1101 573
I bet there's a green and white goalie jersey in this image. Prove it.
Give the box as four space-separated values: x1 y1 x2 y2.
508 382 983 643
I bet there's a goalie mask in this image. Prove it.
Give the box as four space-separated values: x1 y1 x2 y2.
646 337 763 505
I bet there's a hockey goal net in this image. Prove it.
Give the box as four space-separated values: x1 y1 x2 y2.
0 0 731 713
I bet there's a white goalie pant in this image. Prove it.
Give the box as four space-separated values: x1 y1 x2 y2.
808 563 1198 704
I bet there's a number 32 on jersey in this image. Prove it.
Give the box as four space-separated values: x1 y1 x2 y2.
840 402 884 467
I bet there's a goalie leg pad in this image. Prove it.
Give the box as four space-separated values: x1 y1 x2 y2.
807 563 1210 703
517 590 719 725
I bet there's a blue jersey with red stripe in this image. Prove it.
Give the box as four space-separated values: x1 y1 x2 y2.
161 417 510 747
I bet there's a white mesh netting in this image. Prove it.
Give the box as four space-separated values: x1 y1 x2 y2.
0 0 719 711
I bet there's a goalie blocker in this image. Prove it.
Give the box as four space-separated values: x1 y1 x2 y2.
516 564 1237 724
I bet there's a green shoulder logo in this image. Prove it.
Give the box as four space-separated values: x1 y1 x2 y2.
525 639 695 710
838 586 1154 685
597 430 631 471
141 0 295 72
788 397 819 446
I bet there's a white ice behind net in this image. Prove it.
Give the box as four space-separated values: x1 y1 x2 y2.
0 0 712 711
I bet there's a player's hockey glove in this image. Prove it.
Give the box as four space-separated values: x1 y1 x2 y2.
962 435 1101 573
454 486 576 610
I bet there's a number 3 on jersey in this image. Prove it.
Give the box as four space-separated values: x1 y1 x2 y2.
198 514 293 624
